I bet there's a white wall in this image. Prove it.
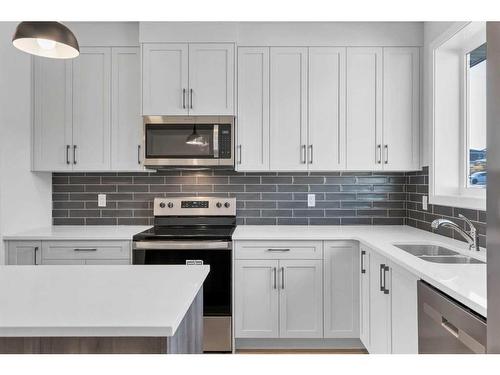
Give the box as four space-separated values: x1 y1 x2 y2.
0 22 52 264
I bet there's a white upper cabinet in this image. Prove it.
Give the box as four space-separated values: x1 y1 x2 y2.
32 57 72 171
236 47 270 171
270 47 308 171
142 43 188 115
323 241 359 338
141 43 234 116
308 47 346 171
279 259 323 338
346 47 383 170
383 47 420 171
188 44 234 115
72 47 112 171
111 47 142 170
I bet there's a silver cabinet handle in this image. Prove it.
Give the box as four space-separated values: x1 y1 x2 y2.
190 88 193 109
238 145 242 164
361 250 366 274
301 145 306 164
384 145 389 164
273 267 277 290
383 265 390 294
281 266 285 289
377 144 382 164
73 145 77 165
182 88 186 109
267 248 291 252
380 264 385 292
137 145 141 165
66 145 70 165
73 248 98 252
308 145 313 164
34 246 38 265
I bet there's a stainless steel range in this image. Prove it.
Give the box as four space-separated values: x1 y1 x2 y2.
132 196 236 353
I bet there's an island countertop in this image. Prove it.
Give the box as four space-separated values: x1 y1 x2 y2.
0 265 209 337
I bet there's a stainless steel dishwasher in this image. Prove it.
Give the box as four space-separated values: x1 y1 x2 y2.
418 280 487 354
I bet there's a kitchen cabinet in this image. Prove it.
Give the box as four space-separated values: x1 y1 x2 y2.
359 245 371 349
346 47 383 170
6 241 41 265
236 47 270 171
269 47 308 171
72 47 111 171
234 259 279 338
382 47 420 171
234 240 323 339
32 57 72 171
111 47 142 170
308 47 346 171
323 241 359 338
142 43 234 116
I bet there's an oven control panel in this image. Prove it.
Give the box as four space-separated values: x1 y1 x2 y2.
154 197 236 216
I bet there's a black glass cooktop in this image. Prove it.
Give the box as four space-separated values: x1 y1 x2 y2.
133 225 235 241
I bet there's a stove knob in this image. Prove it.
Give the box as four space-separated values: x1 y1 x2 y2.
216 202 222 208
167 202 174 208
224 202 231 208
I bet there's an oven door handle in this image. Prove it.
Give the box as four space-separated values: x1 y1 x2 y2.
133 240 232 250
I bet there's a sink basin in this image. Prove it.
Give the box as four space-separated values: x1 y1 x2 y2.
393 244 460 256
393 244 485 264
418 255 485 264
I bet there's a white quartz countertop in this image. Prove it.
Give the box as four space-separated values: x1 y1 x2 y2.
2 225 152 241
0 265 208 337
233 225 487 317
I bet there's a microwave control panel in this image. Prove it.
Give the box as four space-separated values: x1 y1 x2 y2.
218 124 232 159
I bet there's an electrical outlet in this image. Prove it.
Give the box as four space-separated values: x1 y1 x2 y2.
98 194 107 207
307 194 316 207
422 195 428 211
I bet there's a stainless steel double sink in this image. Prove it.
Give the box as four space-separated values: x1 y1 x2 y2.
393 244 485 264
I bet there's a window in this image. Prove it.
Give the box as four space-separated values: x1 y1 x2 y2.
465 43 487 188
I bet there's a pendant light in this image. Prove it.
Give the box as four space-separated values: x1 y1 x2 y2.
186 125 208 146
12 22 79 59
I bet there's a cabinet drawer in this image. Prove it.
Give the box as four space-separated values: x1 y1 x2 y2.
41 241 131 260
234 241 322 259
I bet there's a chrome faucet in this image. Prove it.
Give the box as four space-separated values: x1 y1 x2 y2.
431 214 480 251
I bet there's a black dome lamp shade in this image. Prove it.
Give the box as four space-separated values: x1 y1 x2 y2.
185 125 208 146
12 22 79 59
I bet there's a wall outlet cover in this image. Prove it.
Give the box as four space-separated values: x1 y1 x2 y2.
98 194 107 207
422 195 428 211
307 194 316 207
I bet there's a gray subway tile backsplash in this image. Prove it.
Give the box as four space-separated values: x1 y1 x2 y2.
52 167 487 245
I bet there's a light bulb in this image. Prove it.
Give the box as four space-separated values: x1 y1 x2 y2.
36 38 56 50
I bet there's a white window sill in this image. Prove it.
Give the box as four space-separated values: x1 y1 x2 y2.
429 194 485 211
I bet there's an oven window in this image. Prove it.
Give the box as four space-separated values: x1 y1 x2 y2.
146 124 215 159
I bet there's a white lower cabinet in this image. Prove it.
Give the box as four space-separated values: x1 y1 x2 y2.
6 241 41 265
323 241 359 338
359 245 418 354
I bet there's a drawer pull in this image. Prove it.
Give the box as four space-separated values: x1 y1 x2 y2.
73 248 98 252
267 248 291 252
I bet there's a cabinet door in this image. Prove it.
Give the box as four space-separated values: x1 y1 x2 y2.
111 47 142 171
270 47 308 171
323 241 359 338
6 241 41 265
72 47 111 171
368 250 391 353
142 43 188 115
85 259 130 265
236 47 270 171
390 261 418 353
234 259 279 338
359 246 371 350
383 47 420 171
32 57 72 171
188 43 234 115
43 259 85 265
279 259 323 338
346 48 383 170
308 47 346 171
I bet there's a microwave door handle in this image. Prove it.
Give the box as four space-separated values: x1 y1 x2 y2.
213 125 219 158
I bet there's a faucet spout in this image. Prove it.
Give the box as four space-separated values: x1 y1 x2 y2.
431 216 480 251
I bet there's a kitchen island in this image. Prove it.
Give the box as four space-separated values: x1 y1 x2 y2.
0 265 208 354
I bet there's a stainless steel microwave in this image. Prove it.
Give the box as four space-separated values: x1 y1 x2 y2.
143 116 234 168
